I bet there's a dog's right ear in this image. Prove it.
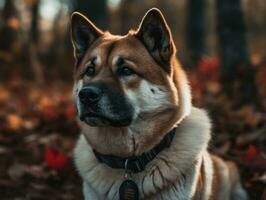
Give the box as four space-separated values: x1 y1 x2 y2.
71 12 103 62
134 8 175 73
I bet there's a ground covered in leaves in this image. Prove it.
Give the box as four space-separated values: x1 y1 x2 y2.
0 59 265 200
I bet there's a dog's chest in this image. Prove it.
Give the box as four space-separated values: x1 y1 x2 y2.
83 171 197 200
80 155 202 200
75 108 213 200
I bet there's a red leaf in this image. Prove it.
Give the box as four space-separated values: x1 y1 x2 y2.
64 105 76 121
198 57 219 77
243 144 259 162
243 153 266 171
40 105 59 120
256 68 266 84
44 147 69 170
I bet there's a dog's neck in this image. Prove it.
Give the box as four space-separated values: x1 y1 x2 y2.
92 127 176 173
79 107 182 156
75 107 212 199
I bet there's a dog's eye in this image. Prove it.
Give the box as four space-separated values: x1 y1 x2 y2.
119 67 135 76
85 67 95 77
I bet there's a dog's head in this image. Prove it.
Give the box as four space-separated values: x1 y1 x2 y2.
71 8 191 155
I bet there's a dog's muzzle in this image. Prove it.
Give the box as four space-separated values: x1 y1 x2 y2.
77 83 134 127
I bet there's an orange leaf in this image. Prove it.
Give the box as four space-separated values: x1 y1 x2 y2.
7 17 20 30
0 87 10 101
7 114 24 131
38 96 53 110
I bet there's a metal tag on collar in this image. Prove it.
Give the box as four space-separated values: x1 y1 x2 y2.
119 159 139 200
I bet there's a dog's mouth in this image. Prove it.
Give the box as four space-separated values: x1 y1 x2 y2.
81 113 111 127
80 112 132 127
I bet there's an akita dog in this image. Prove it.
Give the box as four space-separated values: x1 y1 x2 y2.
70 8 248 200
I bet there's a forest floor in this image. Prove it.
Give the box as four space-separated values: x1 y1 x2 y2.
0 58 265 200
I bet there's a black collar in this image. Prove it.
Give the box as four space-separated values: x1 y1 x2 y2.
93 128 176 174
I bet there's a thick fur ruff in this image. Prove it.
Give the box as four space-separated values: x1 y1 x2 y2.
74 107 247 200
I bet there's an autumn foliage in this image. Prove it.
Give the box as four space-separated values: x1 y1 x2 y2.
45 147 70 170
0 59 266 199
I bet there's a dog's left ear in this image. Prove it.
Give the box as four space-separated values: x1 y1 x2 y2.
135 8 175 73
71 12 103 63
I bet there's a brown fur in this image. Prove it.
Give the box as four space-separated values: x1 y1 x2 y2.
74 34 172 89
71 13 182 155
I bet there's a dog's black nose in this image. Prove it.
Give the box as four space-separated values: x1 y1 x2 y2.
78 86 102 104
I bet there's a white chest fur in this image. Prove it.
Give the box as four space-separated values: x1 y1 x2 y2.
74 108 212 200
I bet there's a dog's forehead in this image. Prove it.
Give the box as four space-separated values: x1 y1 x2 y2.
75 32 168 86
87 33 150 65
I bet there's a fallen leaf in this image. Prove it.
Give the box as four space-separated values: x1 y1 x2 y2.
206 81 221 94
25 165 48 178
24 118 39 130
7 17 20 30
37 96 53 110
256 68 266 84
64 104 76 121
0 87 10 101
6 114 24 131
251 173 266 183
40 105 59 120
0 146 7 155
243 145 259 162
198 57 219 78
45 147 69 170
8 164 27 180
236 127 266 146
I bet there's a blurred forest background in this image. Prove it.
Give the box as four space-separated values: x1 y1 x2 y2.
0 0 265 199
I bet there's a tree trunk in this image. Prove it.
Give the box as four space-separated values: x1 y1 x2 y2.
29 0 44 84
216 0 249 79
0 0 18 61
186 0 207 68
216 0 258 106
71 0 108 30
